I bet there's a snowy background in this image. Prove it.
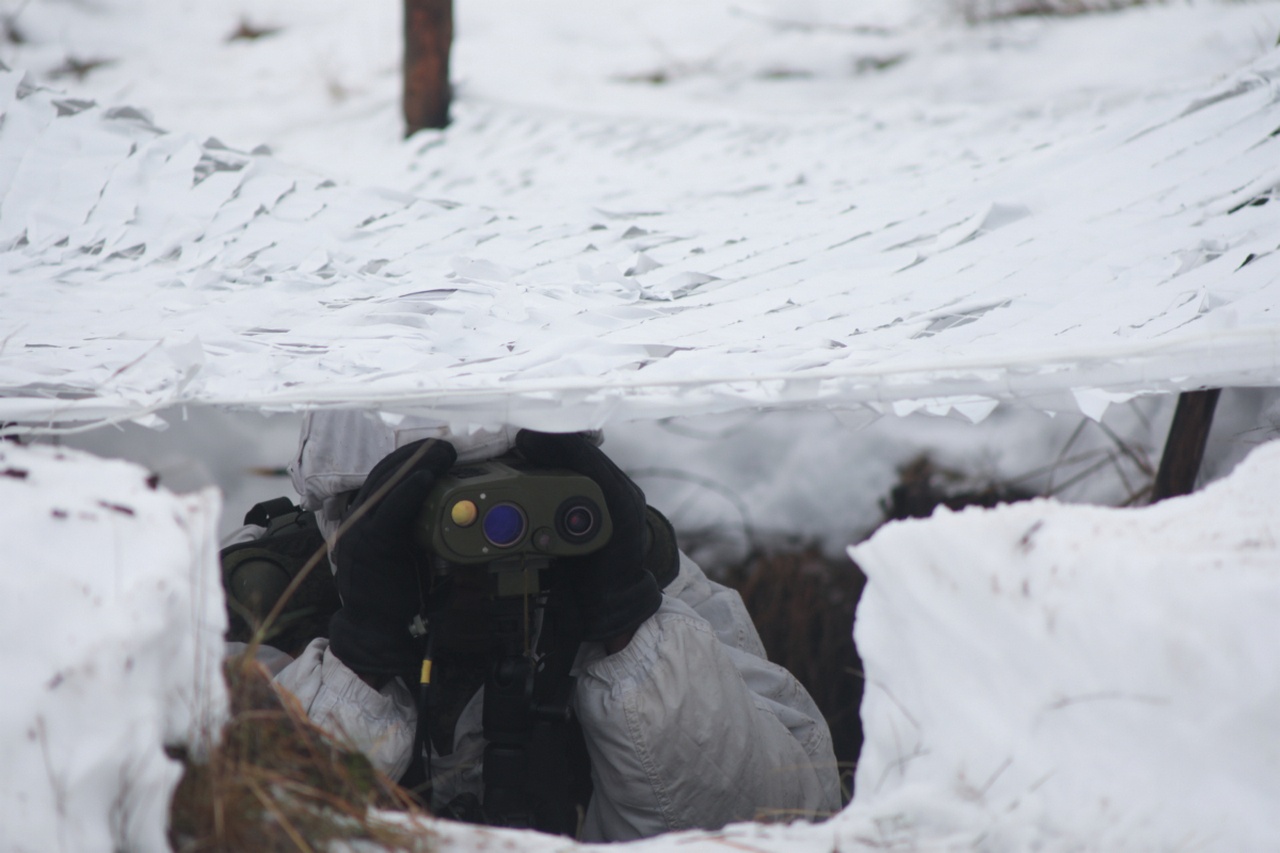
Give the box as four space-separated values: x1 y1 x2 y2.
2 0 1280 850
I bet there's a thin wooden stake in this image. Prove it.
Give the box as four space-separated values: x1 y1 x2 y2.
403 0 452 135
1150 389 1221 502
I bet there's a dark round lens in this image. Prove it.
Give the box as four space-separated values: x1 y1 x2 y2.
482 503 526 548
557 497 601 544
564 506 595 537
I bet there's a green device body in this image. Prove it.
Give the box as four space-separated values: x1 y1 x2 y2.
416 457 613 566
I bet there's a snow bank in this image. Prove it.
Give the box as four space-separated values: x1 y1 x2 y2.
847 438 1280 850
0 443 225 853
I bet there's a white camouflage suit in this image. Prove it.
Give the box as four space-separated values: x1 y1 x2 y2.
251 411 842 842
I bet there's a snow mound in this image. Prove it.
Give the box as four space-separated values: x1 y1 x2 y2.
3 41 1280 432
0 442 225 853
847 437 1280 850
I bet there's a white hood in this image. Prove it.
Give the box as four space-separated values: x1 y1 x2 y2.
288 410 519 510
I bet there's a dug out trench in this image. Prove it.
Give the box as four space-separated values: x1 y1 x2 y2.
713 453 1041 800
46 391 1276 828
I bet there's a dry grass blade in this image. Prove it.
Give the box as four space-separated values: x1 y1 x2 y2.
959 0 1162 23
169 655 431 852
245 776 314 853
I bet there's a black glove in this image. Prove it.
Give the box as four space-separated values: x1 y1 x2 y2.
329 438 457 676
515 430 662 643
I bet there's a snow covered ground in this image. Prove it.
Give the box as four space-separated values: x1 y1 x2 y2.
2 0 1280 850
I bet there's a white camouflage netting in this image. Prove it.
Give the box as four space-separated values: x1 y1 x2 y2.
2 40 1279 432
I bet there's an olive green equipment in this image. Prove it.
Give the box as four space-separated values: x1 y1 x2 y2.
219 497 340 656
415 457 613 574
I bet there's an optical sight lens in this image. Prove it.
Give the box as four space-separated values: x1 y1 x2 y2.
557 497 601 544
564 506 594 537
482 503 526 548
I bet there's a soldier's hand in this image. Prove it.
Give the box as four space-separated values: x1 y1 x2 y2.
328 438 457 676
515 430 661 647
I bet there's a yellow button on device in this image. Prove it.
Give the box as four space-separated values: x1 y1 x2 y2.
450 500 478 527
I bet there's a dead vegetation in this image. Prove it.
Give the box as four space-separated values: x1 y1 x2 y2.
46 56 114 81
716 444 1135 801
227 19 281 43
716 456 1040 802
168 654 429 852
958 0 1163 23
724 547 866 802
879 454 1036 521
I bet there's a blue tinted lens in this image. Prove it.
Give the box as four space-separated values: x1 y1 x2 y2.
483 503 526 547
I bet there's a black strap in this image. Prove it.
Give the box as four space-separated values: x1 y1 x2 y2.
243 496 300 528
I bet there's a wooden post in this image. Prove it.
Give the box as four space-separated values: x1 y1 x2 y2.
403 0 453 136
1150 389 1222 502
